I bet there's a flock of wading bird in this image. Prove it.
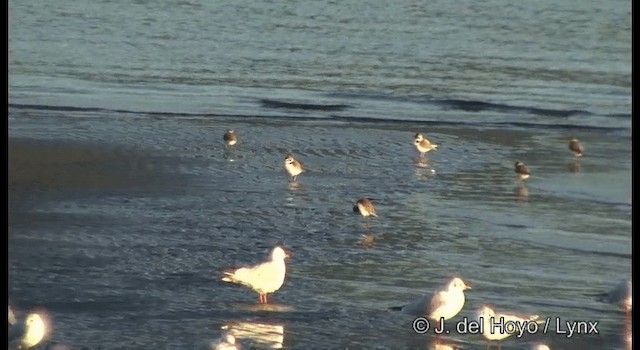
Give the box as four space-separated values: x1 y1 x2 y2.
7 131 628 350
213 130 630 350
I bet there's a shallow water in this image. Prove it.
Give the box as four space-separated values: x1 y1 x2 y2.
8 0 631 349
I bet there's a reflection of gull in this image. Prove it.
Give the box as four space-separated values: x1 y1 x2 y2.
428 341 457 350
623 321 631 350
222 322 284 349
8 307 47 350
222 246 291 304
197 333 240 350
477 305 542 341
592 279 632 312
389 278 471 325
530 344 550 350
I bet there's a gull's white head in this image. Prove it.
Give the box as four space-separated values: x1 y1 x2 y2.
225 334 236 344
477 305 495 320
271 246 291 261
447 277 471 292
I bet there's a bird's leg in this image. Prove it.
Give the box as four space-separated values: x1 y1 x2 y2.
292 175 298 182
258 294 265 304
264 294 269 304
420 153 425 158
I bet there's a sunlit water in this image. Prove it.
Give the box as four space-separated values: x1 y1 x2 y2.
9 0 631 349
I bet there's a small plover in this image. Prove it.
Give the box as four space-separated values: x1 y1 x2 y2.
223 129 238 146
353 198 378 217
221 246 291 304
514 161 530 180
284 155 305 182
569 138 584 157
414 133 438 157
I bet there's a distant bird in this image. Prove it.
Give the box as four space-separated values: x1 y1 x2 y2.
414 133 438 157
223 130 238 146
531 344 551 350
476 305 543 342
8 311 46 350
514 161 530 180
353 198 378 217
284 155 305 182
591 279 632 312
389 277 471 328
568 138 584 157
222 246 291 304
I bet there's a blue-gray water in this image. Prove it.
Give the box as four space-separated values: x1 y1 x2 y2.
8 0 631 349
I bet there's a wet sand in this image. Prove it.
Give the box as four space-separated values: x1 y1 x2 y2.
7 113 631 349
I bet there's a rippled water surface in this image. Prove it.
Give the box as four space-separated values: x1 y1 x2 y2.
9 0 631 349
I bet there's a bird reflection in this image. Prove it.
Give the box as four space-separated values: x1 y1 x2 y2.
426 338 459 350
514 185 529 202
287 181 303 192
223 147 237 162
414 158 437 180
196 332 239 350
358 233 377 249
221 322 284 349
414 157 433 169
568 160 582 173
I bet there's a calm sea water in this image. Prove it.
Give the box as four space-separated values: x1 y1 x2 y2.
8 0 631 349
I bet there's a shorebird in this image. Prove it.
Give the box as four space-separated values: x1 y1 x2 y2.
476 305 543 345
389 277 471 330
514 161 530 181
8 310 46 350
414 133 438 157
222 246 291 304
284 155 305 182
568 138 584 157
223 130 238 146
353 198 378 217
